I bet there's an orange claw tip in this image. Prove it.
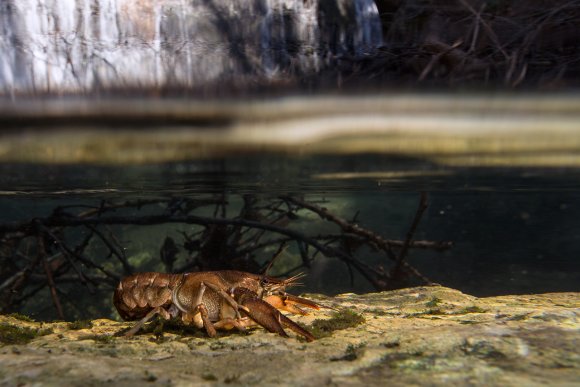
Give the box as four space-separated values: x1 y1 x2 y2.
264 294 321 313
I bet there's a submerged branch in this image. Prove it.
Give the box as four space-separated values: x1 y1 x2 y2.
280 194 447 286
280 195 451 254
85 225 133 275
0 194 452 317
395 192 429 268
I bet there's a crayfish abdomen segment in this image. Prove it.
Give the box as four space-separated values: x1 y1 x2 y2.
113 272 182 320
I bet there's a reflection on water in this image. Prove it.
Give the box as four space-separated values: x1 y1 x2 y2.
1 94 580 166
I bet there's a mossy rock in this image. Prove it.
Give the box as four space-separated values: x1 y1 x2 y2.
0 323 52 345
307 309 365 339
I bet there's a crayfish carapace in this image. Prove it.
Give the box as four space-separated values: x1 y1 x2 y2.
113 271 320 341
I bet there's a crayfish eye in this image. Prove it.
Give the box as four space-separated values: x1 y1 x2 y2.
259 277 270 288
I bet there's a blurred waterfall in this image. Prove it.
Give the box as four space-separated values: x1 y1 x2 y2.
0 0 382 95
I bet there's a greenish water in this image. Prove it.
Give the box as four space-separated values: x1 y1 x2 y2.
1 157 579 321
0 95 579 321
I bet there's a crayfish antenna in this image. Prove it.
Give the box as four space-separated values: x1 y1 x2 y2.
282 272 306 287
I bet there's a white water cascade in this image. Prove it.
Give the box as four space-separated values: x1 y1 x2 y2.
0 0 382 95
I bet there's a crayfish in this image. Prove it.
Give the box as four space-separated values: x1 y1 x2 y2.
113 271 320 341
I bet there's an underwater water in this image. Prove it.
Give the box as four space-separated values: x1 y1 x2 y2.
0 95 579 321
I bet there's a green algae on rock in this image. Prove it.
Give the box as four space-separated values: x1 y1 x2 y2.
6 313 35 323
308 309 366 339
68 320 94 330
0 323 52 345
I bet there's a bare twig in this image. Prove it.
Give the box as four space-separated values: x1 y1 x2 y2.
40 234 65 320
85 225 133 275
261 242 288 275
316 234 452 251
396 193 429 265
280 195 397 252
420 39 465 81
391 192 429 279
280 195 437 287
457 0 509 59
39 224 120 283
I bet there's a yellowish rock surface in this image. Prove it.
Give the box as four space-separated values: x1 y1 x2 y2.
0 286 578 386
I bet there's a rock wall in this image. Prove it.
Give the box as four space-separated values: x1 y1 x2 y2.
0 0 382 95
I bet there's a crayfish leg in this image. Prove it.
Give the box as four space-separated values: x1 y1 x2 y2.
123 306 171 337
203 281 249 319
197 303 217 338
214 317 251 332
176 282 218 337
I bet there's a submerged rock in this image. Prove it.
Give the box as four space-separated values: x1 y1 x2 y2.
0 0 382 95
0 286 578 385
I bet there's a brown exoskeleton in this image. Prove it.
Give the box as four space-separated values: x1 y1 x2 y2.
113 271 320 341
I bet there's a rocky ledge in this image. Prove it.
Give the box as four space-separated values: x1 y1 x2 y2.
1 286 578 386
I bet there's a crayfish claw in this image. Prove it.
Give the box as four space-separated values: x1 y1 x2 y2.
279 313 315 342
264 294 321 316
236 292 290 339
239 296 315 341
